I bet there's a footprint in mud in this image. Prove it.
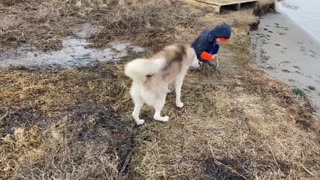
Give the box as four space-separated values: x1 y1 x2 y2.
295 71 302 74
279 61 290 65
293 66 301 70
275 43 280 46
279 32 286 36
275 23 280 25
268 31 273 33
260 49 266 53
266 25 270 27
307 50 317 56
308 86 316 91
303 88 311 93
308 50 316 53
297 41 304 45
261 56 270 62
281 47 287 53
265 65 274 70
264 28 269 31
283 27 289 31
282 69 290 73
288 79 295 82
300 47 306 52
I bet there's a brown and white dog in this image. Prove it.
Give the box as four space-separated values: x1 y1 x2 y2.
124 43 200 125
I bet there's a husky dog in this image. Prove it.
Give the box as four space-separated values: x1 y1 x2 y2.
124 43 200 125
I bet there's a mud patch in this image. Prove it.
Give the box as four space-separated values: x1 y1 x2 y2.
308 86 316 91
0 23 145 68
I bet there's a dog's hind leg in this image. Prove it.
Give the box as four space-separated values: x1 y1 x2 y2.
132 96 145 125
175 71 187 108
153 95 169 122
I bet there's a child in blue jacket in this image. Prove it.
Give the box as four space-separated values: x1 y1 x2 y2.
192 22 231 67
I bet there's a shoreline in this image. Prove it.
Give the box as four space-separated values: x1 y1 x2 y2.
276 0 320 45
250 10 320 115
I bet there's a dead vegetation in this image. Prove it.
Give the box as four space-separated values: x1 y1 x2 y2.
0 65 134 179
1 0 320 179
0 0 205 52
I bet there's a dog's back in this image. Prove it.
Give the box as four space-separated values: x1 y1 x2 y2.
124 43 197 125
125 43 194 85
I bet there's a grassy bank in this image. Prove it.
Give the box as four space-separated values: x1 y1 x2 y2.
1 0 319 179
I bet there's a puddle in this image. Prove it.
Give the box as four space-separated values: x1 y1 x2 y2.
0 23 145 68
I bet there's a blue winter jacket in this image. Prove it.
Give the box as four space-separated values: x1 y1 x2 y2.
192 22 231 62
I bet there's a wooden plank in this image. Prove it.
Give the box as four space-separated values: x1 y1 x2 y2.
195 0 257 6
184 0 221 13
184 0 258 14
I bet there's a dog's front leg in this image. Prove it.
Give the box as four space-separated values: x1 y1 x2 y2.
153 94 169 122
175 72 186 108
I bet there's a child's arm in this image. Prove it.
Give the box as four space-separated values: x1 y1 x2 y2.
200 52 215 61
201 43 220 61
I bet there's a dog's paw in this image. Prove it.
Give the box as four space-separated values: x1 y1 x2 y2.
136 119 145 125
161 116 169 122
154 116 169 122
176 102 184 108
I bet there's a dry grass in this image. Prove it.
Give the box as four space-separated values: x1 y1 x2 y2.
0 65 134 179
1 48 319 179
0 0 205 52
130 45 320 179
1 0 320 179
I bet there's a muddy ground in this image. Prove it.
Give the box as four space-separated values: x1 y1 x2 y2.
0 0 320 179
251 12 320 115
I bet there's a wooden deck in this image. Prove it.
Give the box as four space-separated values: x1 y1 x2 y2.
185 0 258 13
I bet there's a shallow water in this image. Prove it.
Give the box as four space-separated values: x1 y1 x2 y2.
277 0 320 43
0 23 145 68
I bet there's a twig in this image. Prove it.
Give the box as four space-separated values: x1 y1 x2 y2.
299 162 316 178
208 143 247 179
266 143 281 173
120 150 133 175
0 111 9 121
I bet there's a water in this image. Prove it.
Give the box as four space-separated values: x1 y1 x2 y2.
251 1 320 115
277 0 320 43
0 23 145 68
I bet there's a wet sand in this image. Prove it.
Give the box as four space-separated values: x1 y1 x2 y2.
251 12 320 115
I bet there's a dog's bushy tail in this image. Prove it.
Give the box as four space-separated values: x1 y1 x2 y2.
124 58 167 81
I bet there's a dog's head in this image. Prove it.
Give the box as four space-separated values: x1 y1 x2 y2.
191 55 202 69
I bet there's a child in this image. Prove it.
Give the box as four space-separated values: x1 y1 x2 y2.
192 22 231 67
